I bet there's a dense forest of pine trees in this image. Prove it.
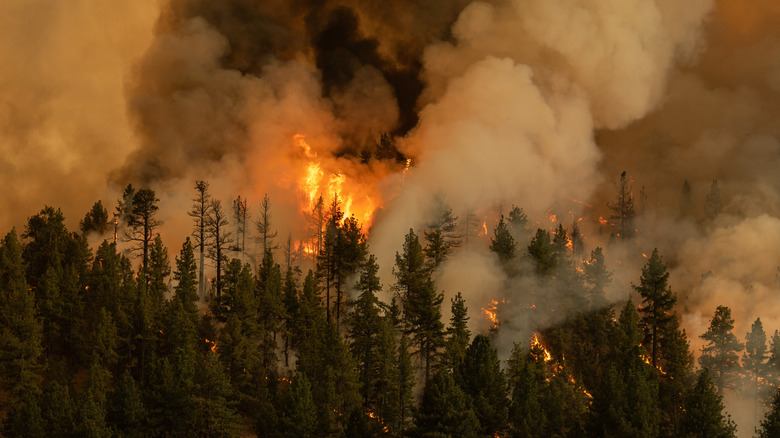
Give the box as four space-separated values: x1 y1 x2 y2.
2 179 780 437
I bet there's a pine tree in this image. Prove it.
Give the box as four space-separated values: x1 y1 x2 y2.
423 202 461 270
699 305 743 395
80 200 110 235
394 228 444 383
206 199 233 298
414 369 480 438
443 292 471 369
107 370 146 437
607 170 636 239
173 237 199 323
392 333 416 436
0 229 43 397
743 317 769 424
125 188 161 283
279 372 318 438
489 215 516 264
768 330 780 386
678 369 737 438
583 247 611 308
527 228 556 276
347 254 384 409
634 248 677 369
455 335 508 436
758 387 780 438
189 180 212 301
508 205 530 245
256 193 278 256
3 392 45 438
192 352 241 437
232 194 249 260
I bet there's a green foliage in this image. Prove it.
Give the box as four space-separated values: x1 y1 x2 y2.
758 387 780 438
443 292 471 369
527 228 556 276
107 370 147 437
634 248 677 369
0 229 43 396
414 369 480 438
699 305 743 394
423 203 461 270
455 335 508 436
3 392 45 438
279 372 318 438
489 215 516 264
678 369 736 438
80 201 110 235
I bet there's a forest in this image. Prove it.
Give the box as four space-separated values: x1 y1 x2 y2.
0 177 778 438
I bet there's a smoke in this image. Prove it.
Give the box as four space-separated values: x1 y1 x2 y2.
4 0 780 433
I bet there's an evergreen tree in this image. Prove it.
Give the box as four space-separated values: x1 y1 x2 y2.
758 387 780 438
699 305 743 395
394 228 444 383
107 370 147 437
192 352 241 437
634 248 676 369
414 369 480 438
744 317 769 424
173 237 199 323
189 180 211 301
508 205 530 244
583 247 611 308
392 333 416 436
125 188 161 282
232 194 249 259
423 202 461 270
0 229 43 397
256 193 278 256
206 199 233 298
678 369 737 438
455 335 508 436
443 291 471 369
768 330 780 386
80 200 110 235
279 372 318 438
527 228 556 277
40 381 76 437
607 170 636 239
281 266 299 367
3 392 45 438
347 254 384 409
489 215 516 264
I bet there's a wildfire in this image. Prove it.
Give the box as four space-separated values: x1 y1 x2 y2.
642 253 648 258
294 134 379 227
482 298 509 329
598 216 609 225
204 338 217 353
403 158 412 178
530 333 552 362
481 219 488 237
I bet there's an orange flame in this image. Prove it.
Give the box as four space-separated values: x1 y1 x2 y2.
482 298 509 329
531 333 552 362
598 216 609 225
204 338 217 353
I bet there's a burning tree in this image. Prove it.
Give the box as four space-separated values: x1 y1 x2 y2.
607 171 636 240
188 180 211 301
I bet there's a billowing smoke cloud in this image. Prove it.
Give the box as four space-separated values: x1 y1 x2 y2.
5 0 780 433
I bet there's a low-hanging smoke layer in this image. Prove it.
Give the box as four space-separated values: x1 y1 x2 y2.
5 0 780 434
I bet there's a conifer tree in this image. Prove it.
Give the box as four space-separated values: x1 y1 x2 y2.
443 291 471 369
173 237 199 323
678 369 737 438
189 180 211 300
394 228 444 383
456 335 508 436
0 229 43 397
508 205 530 244
423 203 461 270
80 200 110 235
107 370 146 437
414 369 480 438
206 199 233 298
758 387 780 438
3 393 45 438
768 330 780 385
583 247 611 308
744 317 769 424
232 194 249 259
192 352 241 437
347 254 384 408
392 333 416 436
634 248 676 369
607 170 636 239
125 188 161 282
279 372 318 438
527 228 556 276
256 193 278 256
489 215 516 264
699 305 743 395
705 179 722 220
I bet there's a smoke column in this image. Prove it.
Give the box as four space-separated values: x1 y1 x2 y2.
5 0 780 434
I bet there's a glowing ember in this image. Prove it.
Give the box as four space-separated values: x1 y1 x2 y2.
481 220 488 236
598 216 609 225
204 338 217 353
403 158 412 178
642 253 648 258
